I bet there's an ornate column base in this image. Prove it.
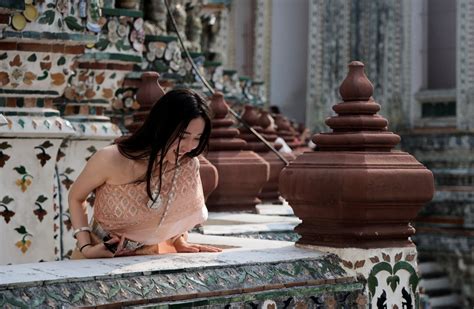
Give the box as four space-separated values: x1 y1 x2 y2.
298 244 421 308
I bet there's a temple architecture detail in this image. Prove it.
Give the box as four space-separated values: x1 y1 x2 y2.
206 92 269 212
281 61 434 307
0 0 470 307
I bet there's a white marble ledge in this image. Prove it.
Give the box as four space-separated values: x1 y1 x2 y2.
255 204 295 216
206 212 301 224
0 234 327 287
200 223 298 235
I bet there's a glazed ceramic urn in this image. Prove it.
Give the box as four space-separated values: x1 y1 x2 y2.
206 92 269 212
280 61 435 248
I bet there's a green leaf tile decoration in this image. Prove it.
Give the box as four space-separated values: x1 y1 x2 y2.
0 53 7 60
27 54 37 62
37 71 48 81
13 166 27 175
57 56 66 66
64 16 84 31
95 38 110 50
38 10 55 25
0 142 12 150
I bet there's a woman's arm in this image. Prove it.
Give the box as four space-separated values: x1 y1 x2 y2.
68 148 118 258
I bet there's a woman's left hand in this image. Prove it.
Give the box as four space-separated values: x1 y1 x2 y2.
174 237 222 253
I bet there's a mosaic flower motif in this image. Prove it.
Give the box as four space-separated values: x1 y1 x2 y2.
10 68 37 88
62 211 72 231
34 140 53 167
0 196 15 223
130 19 145 52
0 141 12 167
13 165 33 192
15 225 33 254
60 167 75 190
33 195 48 222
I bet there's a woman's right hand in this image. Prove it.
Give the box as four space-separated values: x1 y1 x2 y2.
81 236 120 258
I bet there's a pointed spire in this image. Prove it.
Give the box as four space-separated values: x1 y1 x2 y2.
313 61 400 151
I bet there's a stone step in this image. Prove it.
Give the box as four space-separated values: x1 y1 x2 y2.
255 204 295 216
0 234 363 308
419 261 445 275
419 277 453 291
430 293 463 308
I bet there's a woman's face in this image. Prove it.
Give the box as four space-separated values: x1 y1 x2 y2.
165 117 205 163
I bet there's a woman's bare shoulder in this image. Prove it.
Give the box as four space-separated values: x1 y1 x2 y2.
89 145 127 171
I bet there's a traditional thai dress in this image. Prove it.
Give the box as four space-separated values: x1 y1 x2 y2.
72 157 207 258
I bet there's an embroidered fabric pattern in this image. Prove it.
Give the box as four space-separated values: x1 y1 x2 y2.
93 157 206 245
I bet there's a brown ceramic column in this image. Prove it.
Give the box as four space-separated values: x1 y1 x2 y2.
206 93 269 212
280 61 434 248
238 107 295 203
274 115 300 149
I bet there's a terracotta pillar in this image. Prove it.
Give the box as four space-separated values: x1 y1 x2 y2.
57 7 147 258
206 93 269 212
280 61 435 307
238 106 294 204
257 111 295 203
274 114 301 150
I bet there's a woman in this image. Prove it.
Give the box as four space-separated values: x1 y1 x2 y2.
69 89 221 258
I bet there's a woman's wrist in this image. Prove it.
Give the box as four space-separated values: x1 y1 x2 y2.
173 234 185 245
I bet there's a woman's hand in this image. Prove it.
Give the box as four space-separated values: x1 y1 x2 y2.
81 236 120 258
174 236 222 253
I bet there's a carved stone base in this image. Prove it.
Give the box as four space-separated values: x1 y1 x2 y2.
206 150 269 212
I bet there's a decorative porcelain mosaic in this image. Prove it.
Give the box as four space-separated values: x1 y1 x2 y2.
65 68 129 105
0 254 364 307
0 52 77 97
56 138 114 259
0 138 63 264
302 246 421 309
5 0 101 35
0 109 75 138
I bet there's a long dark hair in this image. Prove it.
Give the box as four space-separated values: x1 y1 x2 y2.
116 88 211 201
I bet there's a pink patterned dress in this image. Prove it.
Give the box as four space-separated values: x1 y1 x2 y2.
91 157 207 254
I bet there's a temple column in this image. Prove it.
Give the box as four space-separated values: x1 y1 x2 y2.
0 0 99 264
456 0 474 130
55 6 144 258
206 92 269 212
281 62 434 307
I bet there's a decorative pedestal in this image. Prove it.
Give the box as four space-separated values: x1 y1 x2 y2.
238 106 293 204
280 61 435 307
55 7 146 258
206 93 269 212
0 0 99 264
258 111 295 203
274 114 301 150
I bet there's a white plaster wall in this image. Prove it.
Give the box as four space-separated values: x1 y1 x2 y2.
269 0 309 125
232 0 255 75
410 0 427 127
